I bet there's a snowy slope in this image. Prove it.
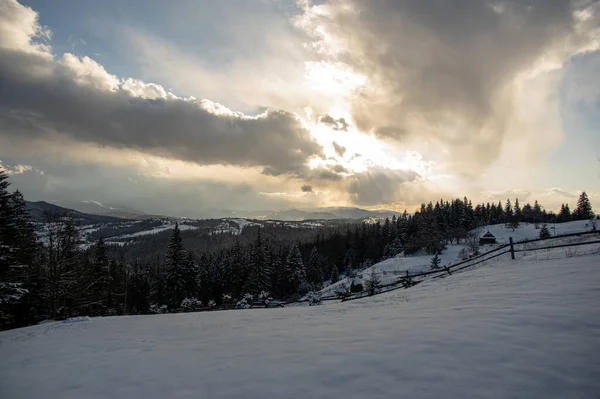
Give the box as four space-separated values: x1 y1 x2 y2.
1 251 599 399
477 219 594 244
320 220 597 297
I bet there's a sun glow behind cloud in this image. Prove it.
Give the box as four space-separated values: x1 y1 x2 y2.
306 121 436 178
300 44 437 180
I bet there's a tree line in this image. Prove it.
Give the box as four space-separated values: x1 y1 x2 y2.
0 168 595 330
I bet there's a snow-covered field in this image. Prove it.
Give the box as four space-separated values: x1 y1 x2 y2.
1 248 599 399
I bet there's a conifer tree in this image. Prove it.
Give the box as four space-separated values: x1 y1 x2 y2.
539 224 551 239
430 254 441 270
558 204 571 223
306 247 323 290
504 199 513 223
245 229 272 295
514 198 522 222
383 237 403 259
164 223 187 309
533 201 542 227
364 268 380 296
330 264 340 284
271 248 285 297
41 213 80 320
285 244 306 294
344 260 355 279
573 192 594 220
184 251 199 301
1 187 38 326
229 240 247 299
89 237 111 315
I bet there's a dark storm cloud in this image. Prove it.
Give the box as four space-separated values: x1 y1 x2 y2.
301 184 313 192
299 0 595 169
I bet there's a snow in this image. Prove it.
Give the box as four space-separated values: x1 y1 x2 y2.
230 218 259 231
478 220 594 244
106 222 199 241
321 220 598 297
1 248 599 398
63 316 91 324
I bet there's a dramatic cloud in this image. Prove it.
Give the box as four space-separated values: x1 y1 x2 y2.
319 114 349 131
332 141 346 157
0 0 323 177
297 0 600 172
347 167 420 206
301 184 313 193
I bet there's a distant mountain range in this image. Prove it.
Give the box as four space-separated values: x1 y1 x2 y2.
27 200 401 222
261 207 401 221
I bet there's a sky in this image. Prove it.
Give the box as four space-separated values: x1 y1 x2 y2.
0 0 599 217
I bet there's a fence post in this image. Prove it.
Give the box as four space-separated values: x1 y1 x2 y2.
509 237 515 260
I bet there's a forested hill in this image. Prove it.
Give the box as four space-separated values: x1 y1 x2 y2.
25 201 129 224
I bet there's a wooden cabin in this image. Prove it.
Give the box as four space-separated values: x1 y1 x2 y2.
479 231 497 245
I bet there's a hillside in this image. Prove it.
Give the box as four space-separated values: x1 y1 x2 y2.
1 248 598 398
25 201 129 224
318 219 597 298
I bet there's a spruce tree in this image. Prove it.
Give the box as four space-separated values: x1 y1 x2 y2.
533 201 542 227
504 199 513 224
344 260 355 279
558 204 571 223
364 268 380 296
90 237 111 315
514 198 522 222
271 248 285 297
330 264 340 284
229 240 247 299
245 229 272 295
1 188 38 327
164 223 186 309
573 192 594 220
430 254 441 270
183 251 199 301
285 244 306 294
383 237 403 259
41 213 80 320
306 247 323 290
539 224 551 239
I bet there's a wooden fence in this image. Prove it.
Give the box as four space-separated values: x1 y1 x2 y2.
329 229 600 303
